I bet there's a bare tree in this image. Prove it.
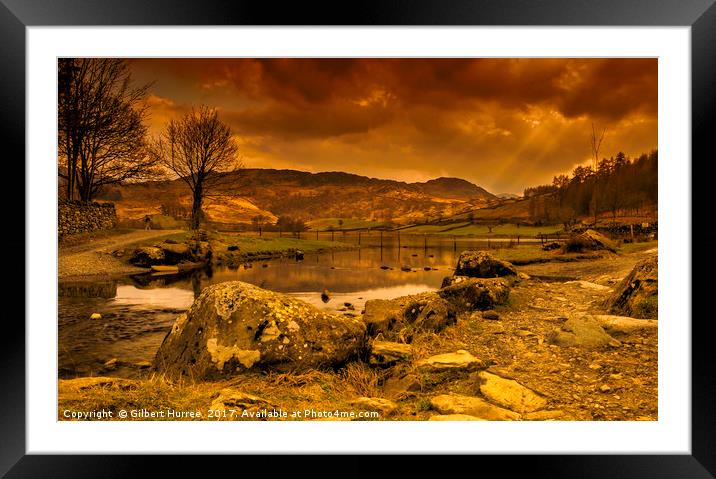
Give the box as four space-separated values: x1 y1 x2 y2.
590 123 607 171
58 58 157 202
153 106 241 230
588 123 607 224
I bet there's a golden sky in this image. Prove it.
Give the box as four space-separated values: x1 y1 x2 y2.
129 58 657 194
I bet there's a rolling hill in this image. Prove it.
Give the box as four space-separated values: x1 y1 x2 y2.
101 168 499 226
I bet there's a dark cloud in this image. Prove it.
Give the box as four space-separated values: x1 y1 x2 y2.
128 58 657 193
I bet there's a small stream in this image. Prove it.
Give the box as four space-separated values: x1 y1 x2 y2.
58 239 514 378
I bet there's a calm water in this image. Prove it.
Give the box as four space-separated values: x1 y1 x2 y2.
58 239 506 378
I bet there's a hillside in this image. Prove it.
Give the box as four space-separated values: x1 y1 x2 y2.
102 168 498 225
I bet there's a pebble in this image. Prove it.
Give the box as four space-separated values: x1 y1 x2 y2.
90 313 102 320
599 384 611 393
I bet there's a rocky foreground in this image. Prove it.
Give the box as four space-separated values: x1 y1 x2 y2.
59 246 658 421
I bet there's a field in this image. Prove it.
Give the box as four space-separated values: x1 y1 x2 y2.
306 218 388 231
399 222 564 237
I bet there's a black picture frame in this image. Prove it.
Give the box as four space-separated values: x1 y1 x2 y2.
3 0 713 476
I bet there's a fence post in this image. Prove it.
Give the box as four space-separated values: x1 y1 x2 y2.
517 234 520 245
358 231 361 245
453 235 457 252
380 230 383 248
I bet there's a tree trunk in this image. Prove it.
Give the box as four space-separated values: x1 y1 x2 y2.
191 186 203 230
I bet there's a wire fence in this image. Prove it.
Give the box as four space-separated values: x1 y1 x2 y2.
223 229 572 250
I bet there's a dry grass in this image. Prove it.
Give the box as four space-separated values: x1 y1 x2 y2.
59 365 391 421
338 362 385 398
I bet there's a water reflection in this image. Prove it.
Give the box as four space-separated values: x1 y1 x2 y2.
58 240 498 378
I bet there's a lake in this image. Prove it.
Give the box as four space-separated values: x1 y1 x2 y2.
58 238 515 378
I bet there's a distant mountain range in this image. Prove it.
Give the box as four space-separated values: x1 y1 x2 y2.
102 168 499 225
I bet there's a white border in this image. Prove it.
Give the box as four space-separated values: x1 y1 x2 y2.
27 27 691 454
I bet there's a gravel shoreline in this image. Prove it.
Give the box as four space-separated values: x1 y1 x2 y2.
58 229 182 281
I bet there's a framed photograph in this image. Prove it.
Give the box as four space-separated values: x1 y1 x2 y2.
5 0 713 475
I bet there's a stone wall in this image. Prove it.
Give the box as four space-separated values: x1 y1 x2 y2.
59 201 117 237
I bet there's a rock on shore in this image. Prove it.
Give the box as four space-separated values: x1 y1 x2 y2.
453 251 518 278
437 277 510 311
129 239 212 267
362 292 456 339
606 255 658 319
153 281 367 380
548 315 621 349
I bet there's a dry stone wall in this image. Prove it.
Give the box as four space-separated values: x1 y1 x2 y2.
58 201 117 237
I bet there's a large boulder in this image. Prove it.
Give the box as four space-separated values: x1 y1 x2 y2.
153 281 367 380
454 251 518 278
564 229 618 253
606 256 658 319
438 277 510 311
362 292 456 339
582 229 618 251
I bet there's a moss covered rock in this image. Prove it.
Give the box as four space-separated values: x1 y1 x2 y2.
153 281 367 380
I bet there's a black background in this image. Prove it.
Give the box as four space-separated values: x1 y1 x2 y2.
2 0 713 477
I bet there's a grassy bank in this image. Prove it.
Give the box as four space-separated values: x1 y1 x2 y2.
482 243 605 265
210 232 354 257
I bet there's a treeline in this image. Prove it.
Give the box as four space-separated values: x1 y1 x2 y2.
524 150 658 226
251 215 309 233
